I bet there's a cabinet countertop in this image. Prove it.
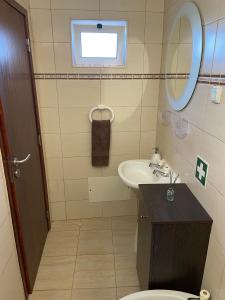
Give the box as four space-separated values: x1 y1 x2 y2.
139 183 212 224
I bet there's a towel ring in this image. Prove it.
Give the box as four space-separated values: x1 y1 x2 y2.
89 105 114 123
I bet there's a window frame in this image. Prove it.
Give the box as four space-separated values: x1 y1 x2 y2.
71 20 128 67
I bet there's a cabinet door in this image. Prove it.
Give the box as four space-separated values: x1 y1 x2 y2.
137 197 152 290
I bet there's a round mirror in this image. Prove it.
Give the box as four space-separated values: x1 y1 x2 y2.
165 2 202 111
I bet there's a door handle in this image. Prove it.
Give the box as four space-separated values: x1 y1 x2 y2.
11 154 31 166
140 215 149 219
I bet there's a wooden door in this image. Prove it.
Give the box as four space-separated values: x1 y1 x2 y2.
0 0 50 294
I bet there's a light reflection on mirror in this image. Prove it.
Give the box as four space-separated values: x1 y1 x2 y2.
166 16 193 101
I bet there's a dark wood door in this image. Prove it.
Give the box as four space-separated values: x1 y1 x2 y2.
0 0 49 293
137 197 152 290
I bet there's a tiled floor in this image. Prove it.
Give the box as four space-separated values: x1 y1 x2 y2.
29 216 140 300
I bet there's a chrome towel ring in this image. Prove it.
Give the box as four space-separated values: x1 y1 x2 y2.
89 105 115 123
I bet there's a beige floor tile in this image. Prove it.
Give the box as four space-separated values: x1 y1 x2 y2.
116 286 140 299
51 220 81 232
75 254 114 271
73 269 116 288
71 288 117 300
43 230 79 256
78 230 113 255
113 231 136 254
80 217 112 231
112 216 137 232
34 256 76 290
115 254 137 270
29 290 71 300
116 269 139 287
32 217 140 295
79 230 113 240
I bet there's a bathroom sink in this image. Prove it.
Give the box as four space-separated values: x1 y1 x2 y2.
118 160 180 189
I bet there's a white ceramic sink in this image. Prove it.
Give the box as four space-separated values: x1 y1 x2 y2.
118 160 180 189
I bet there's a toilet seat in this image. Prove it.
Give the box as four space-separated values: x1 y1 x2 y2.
120 290 197 300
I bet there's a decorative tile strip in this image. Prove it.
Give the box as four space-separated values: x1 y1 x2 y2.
34 73 163 80
133 74 144 79
220 77 225 85
34 73 186 80
100 74 112 80
198 74 225 85
78 74 100 80
34 73 225 85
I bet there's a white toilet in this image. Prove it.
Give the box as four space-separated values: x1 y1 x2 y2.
120 290 197 300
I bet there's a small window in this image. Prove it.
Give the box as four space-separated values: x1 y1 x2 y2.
71 20 127 67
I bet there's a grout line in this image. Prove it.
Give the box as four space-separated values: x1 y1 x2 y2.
111 216 118 299
39 105 158 109
139 0 148 160
69 221 80 300
41 254 77 258
48 0 67 219
33 288 72 292
98 24 104 180
48 8 147 13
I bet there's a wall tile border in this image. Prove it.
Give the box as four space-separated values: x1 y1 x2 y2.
34 73 225 85
34 73 162 80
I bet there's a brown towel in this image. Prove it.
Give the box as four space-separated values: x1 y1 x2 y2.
92 120 111 167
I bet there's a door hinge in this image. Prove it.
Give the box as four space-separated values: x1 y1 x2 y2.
46 210 50 222
38 134 42 147
26 38 31 53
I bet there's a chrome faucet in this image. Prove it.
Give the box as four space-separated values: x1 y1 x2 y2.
153 168 169 177
149 162 163 169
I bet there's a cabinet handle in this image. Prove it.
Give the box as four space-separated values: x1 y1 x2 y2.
140 215 149 219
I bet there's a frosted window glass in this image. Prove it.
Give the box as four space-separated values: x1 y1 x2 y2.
81 32 118 58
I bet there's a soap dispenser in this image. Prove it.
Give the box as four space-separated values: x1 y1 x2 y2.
151 147 161 164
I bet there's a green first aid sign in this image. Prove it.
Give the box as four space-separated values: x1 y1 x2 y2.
195 156 208 187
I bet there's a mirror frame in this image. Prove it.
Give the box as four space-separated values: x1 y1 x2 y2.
165 2 203 111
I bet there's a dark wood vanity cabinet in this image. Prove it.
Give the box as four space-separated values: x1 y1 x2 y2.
137 184 212 295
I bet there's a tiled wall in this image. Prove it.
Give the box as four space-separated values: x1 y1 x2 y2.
157 1 225 299
29 0 164 220
0 151 25 299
